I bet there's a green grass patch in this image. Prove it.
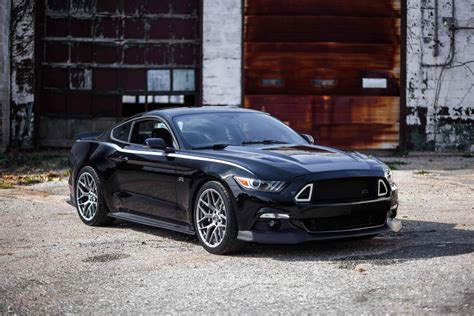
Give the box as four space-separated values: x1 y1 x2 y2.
17 176 42 185
0 182 13 189
384 160 410 170
415 169 430 175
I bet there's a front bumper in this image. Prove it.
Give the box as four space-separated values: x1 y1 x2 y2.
237 218 401 244
228 173 400 244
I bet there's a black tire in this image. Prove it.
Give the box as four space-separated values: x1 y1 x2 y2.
75 166 114 226
193 181 244 255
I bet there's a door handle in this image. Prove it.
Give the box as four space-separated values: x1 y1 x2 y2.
108 156 129 163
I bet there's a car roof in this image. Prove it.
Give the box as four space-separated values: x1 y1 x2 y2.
141 106 265 119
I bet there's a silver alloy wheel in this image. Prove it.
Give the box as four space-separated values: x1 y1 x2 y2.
196 188 227 248
76 172 98 221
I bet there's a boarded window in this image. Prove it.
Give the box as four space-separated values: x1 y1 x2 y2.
148 70 170 91
70 69 92 90
173 69 195 91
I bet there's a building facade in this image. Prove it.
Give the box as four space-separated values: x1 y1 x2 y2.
0 0 472 152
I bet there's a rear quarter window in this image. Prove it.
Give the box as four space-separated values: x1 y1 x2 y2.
112 122 132 142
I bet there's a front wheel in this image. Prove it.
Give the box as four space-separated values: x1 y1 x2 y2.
194 181 244 255
75 166 114 226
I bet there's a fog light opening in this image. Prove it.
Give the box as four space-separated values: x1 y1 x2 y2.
267 219 280 230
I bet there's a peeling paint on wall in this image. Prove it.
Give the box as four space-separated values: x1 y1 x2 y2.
202 0 242 106
407 0 474 151
0 0 11 152
11 0 35 148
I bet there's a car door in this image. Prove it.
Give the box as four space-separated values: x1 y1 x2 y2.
113 118 179 220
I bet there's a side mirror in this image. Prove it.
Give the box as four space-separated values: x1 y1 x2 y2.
301 133 315 144
145 138 167 149
145 138 175 153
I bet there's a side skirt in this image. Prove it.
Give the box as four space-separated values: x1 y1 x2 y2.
109 212 195 235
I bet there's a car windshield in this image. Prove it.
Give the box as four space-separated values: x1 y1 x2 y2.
173 112 306 149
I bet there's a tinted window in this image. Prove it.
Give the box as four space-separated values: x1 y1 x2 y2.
112 122 132 142
130 120 172 146
173 112 306 149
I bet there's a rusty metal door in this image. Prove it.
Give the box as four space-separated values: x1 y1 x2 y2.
37 0 200 119
244 0 402 149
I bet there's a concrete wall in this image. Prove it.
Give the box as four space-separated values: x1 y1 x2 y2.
0 0 11 152
202 0 242 106
406 0 474 151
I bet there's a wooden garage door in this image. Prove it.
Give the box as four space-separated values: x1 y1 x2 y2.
244 0 401 149
38 0 200 118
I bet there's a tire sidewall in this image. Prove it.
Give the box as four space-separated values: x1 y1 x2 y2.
193 181 238 254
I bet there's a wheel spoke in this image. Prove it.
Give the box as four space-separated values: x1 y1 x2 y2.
198 205 210 216
205 225 216 243
198 214 212 223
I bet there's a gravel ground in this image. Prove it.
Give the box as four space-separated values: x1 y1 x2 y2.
0 154 473 314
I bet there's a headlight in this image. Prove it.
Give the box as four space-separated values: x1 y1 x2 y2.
384 167 397 189
234 176 286 192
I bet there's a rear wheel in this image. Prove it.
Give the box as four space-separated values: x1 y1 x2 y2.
75 166 114 226
194 181 244 255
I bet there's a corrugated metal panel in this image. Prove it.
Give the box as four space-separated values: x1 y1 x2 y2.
38 0 200 118
244 0 401 149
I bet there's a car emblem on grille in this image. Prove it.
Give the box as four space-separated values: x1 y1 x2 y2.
361 189 369 196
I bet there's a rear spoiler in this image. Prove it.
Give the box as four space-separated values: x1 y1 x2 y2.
75 131 103 141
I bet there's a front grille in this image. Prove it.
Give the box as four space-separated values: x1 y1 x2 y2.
301 204 387 232
310 177 384 204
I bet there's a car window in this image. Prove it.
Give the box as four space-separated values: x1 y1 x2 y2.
130 119 173 146
112 122 132 142
174 112 305 149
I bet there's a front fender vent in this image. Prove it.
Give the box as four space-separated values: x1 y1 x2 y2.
294 184 313 203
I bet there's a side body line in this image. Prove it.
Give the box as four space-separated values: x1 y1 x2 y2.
78 139 255 175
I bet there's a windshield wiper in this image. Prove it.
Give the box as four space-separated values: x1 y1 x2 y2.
241 140 288 145
192 144 230 150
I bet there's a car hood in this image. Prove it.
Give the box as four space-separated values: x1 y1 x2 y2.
191 144 386 179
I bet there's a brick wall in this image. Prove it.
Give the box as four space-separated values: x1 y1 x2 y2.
407 0 474 151
0 0 11 152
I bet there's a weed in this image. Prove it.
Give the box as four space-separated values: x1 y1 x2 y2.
415 169 430 175
0 182 13 189
18 176 42 185
384 160 409 170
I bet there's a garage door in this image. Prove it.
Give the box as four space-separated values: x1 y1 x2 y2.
38 0 200 119
244 0 402 149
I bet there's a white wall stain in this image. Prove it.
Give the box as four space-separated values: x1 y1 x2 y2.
11 0 35 148
0 0 11 152
202 0 242 106
407 0 474 151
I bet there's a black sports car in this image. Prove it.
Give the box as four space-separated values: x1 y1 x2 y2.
69 107 401 254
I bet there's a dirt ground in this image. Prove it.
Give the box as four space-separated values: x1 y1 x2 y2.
0 153 473 314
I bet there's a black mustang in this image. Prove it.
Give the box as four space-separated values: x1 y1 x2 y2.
69 107 401 254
